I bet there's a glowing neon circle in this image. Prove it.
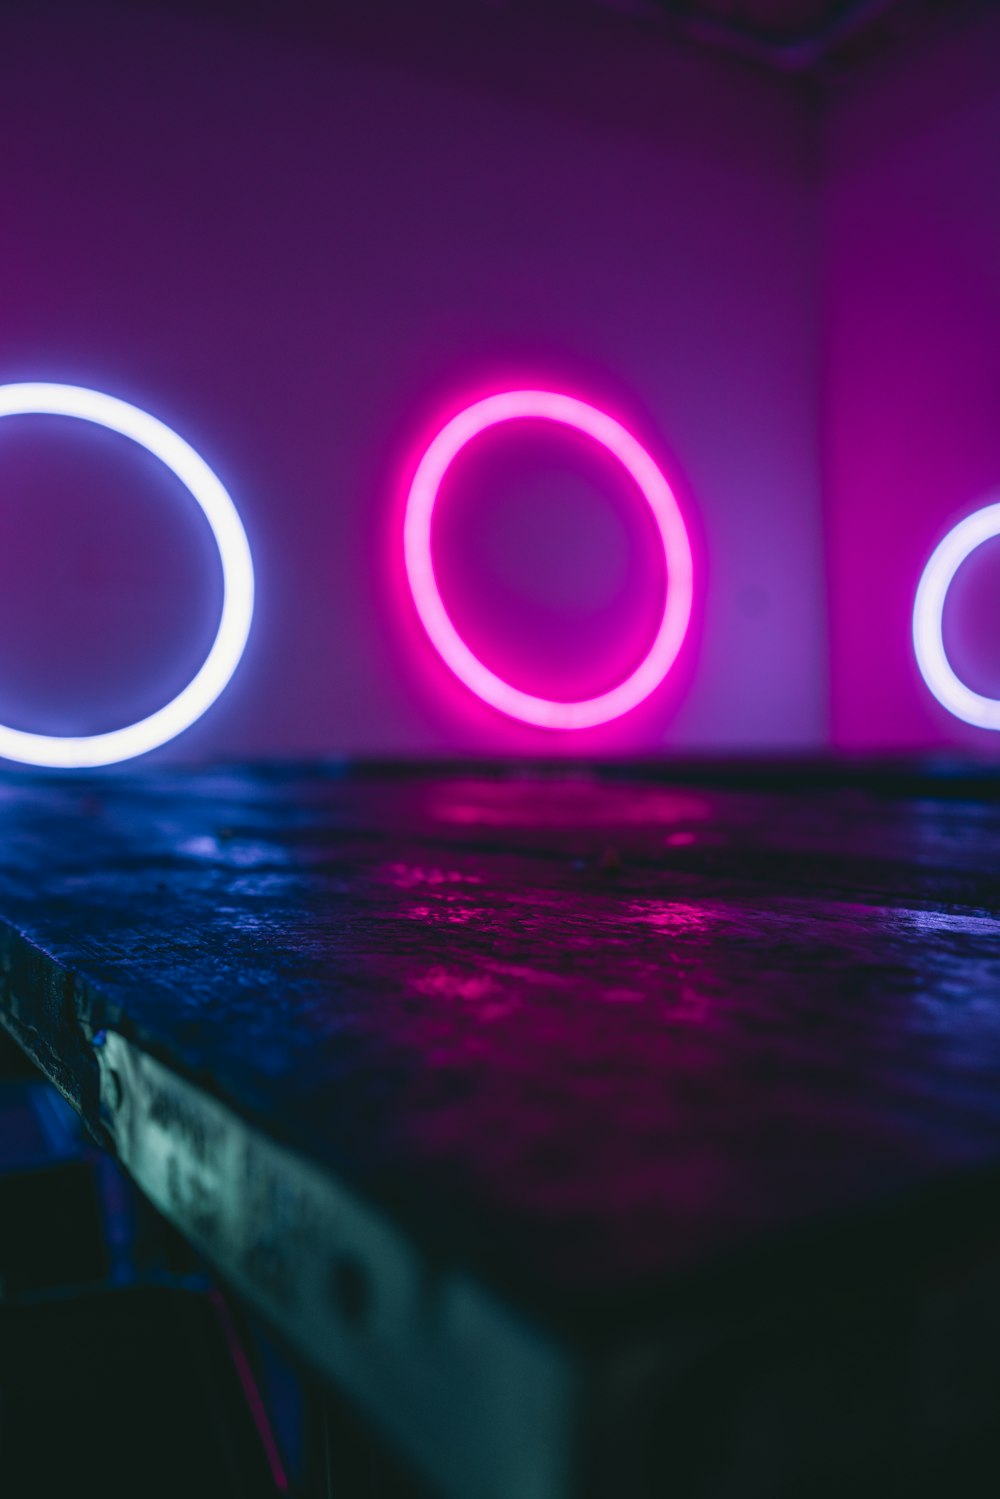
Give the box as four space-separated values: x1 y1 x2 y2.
914 502 1000 729
404 391 694 729
0 383 255 767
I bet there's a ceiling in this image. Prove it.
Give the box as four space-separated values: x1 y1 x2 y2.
646 0 886 30
18 0 965 76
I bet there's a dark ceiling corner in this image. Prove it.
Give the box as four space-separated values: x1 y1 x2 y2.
591 0 964 71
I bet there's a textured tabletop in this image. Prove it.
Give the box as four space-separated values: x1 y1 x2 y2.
2 762 1000 1336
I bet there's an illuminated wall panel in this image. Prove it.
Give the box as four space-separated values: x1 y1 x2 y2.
824 5 1000 750
1 1 825 756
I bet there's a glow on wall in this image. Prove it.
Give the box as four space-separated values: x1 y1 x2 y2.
913 502 1000 729
0 383 255 767
403 390 695 729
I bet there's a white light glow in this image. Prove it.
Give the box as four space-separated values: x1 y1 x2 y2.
0 383 255 767
913 501 1000 729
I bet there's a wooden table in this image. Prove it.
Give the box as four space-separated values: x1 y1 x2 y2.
2 762 1000 1498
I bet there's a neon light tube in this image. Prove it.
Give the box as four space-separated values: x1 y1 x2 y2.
913 502 1000 730
0 382 255 767
403 390 694 729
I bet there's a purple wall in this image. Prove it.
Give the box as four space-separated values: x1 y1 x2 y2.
0 0 825 760
823 3 1000 753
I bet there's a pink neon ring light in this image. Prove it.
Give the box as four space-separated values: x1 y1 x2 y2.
403 390 695 729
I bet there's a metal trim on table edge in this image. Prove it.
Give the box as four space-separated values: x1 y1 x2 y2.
95 1031 578 1499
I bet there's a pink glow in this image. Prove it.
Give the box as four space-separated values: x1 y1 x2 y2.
403 391 694 729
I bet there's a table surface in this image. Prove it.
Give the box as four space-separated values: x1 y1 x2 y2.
2 761 1000 1342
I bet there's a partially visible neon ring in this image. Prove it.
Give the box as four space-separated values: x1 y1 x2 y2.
403 390 694 729
0 382 255 767
913 501 1000 729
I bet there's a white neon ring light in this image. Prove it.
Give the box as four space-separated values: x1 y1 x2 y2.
0 382 255 767
913 501 1000 729
403 390 694 729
